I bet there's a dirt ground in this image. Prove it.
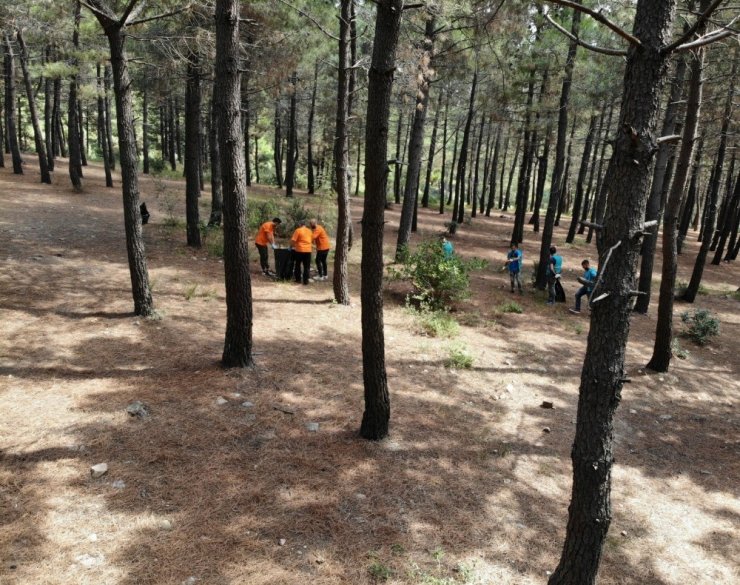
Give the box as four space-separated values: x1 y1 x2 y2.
1 158 738 585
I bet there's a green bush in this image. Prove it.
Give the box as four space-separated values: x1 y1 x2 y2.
680 309 720 346
445 343 473 369
284 198 312 232
247 200 281 234
408 306 460 338
499 301 523 314
392 239 487 310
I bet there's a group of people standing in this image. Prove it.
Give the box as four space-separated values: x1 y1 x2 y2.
505 243 598 313
254 218 331 284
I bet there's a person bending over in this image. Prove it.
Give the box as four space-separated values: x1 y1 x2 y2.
291 221 313 285
569 259 598 314
310 219 331 281
255 217 282 275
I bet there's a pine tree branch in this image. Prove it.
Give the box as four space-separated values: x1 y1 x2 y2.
545 13 627 56
543 0 642 47
119 0 141 27
663 0 727 53
276 0 340 41
80 0 117 27
127 5 192 27
672 26 737 52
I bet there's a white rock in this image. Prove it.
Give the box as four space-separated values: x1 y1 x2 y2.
306 422 319 432
88 533 98 542
506 384 514 393
181 577 198 585
215 396 228 405
278 538 287 546
629 409 637 414
659 414 672 421
90 463 108 478
355 493 367 500
111 479 126 489
159 519 173 531
241 401 254 408
76 553 104 568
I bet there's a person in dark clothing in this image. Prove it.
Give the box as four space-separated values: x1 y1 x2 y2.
546 246 563 305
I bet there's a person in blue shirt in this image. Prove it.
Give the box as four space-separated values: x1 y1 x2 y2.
546 246 563 305
569 259 598 314
441 236 454 259
505 243 523 294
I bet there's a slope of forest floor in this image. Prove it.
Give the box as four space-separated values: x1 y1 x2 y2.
1 160 738 585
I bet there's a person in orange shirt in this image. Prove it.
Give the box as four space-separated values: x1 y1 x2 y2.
255 217 282 275
310 219 331 281
290 220 313 285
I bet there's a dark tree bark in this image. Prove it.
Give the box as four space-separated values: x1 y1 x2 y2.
307 62 318 194
647 18 707 373
243 67 251 187
454 69 478 225
84 0 154 317
565 112 598 243
254 131 260 184
683 50 736 301
67 3 83 189
549 1 678 582
586 101 616 242
511 68 537 243
285 71 297 197
208 96 223 226
215 0 253 367
713 173 739 264
535 7 580 287
15 30 51 184
438 91 449 214
633 56 687 312
142 87 149 174
44 46 53 171
677 137 703 254
480 117 494 214
486 125 502 215
392 106 403 204
577 106 606 234
185 54 202 248
175 99 182 165
557 117 578 225
396 15 436 259
447 123 460 206
104 66 114 169
78 100 88 167
273 98 283 187
530 119 553 232
422 87 442 208
96 64 113 187
3 36 23 174
498 126 510 209
360 0 404 441
168 98 176 170
355 122 362 197
333 0 352 306
504 128 521 211
471 114 485 218
52 71 63 157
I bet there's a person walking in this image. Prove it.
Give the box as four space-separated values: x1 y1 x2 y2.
255 217 282 275
310 219 331 281
505 242 523 294
290 220 313 285
569 259 598 314
546 246 563 305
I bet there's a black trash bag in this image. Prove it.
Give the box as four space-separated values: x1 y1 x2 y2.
140 202 151 225
555 278 566 303
274 248 294 281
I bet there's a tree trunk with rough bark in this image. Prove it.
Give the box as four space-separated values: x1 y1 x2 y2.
360 0 404 441
185 55 202 248
209 96 223 226
3 36 23 174
142 87 149 174
97 64 113 187
566 112 597 243
215 0 253 367
486 125 502 215
422 87 442 208
285 72 297 197
549 1 677 582
307 62 318 194
454 69 478 225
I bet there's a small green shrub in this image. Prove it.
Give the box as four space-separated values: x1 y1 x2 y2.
499 301 523 314
247 199 281 233
184 284 198 301
680 309 720 345
410 307 460 338
671 338 690 359
284 198 312 232
391 239 487 310
204 227 224 258
445 343 473 369
368 561 392 581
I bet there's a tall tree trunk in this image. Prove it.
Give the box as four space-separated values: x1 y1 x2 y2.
208 96 223 226
285 71 297 197
355 122 362 196
333 0 352 306
647 14 707 373
273 98 283 187
307 62 318 194
3 36 23 174
142 87 149 174
44 46 53 171
360 0 404 441
480 117 494 214
586 101 616 241
66 3 83 188
16 30 51 183
498 126 510 209
175 99 182 165
78 100 88 167
713 173 739 264
486 125 502 215
438 91 449 214
422 87 442 208
471 114 485 218
504 128 522 211
96 63 113 187
396 15 436 259
215 0 253 367
243 67 251 187
104 66 114 169
677 137 703 254
633 56 687 312
535 7 580 287
511 68 537 243
530 119 553 232
454 69 478 225
577 106 606 234
86 0 155 317
682 50 736 301
566 112 597 243
185 54 202 248
168 98 176 170
393 106 403 204
550 2 678 582
556 117 578 226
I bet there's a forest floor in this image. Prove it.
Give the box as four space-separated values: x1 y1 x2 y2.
1 159 738 585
